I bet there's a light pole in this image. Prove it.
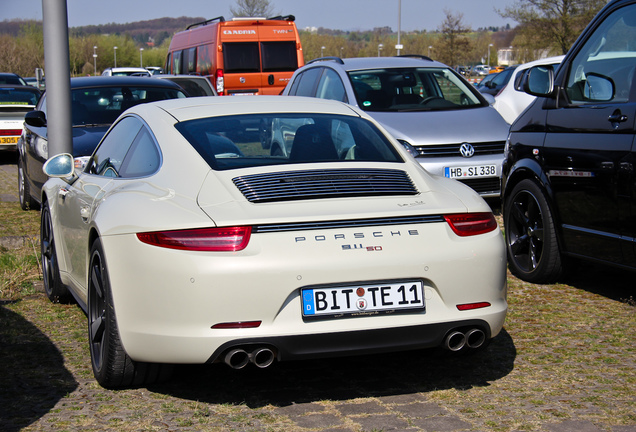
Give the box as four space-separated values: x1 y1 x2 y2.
378 43 383 57
113 46 117 67
321 46 325 57
93 46 97 75
139 47 144 68
488 44 493 67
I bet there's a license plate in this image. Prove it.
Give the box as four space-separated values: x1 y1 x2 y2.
444 164 496 179
302 281 425 318
0 136 19 144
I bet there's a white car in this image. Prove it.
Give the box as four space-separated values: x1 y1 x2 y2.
0 85 40 151
492 55 565 124
101 67 151 77
41 96 507 388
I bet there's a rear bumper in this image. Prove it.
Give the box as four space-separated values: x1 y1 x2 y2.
207 318 492 363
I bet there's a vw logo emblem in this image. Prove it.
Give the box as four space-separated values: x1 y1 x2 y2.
459 143 475 158
240 77 246 83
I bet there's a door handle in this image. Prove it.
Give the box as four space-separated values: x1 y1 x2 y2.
608 111 628 123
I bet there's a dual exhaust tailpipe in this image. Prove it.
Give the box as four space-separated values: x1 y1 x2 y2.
443 328 486 352
223 347 276 369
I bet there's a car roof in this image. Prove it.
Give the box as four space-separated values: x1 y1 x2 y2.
104 67 149 72
0 84 41 93
134 95 362 122
68 76 184 90
309 56 450 72
515 55 565 70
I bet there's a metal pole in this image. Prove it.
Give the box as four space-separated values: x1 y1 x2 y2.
114 46 117 67
140 48 144 68
41 0 72 157
93 46 97 75
397 0 401 56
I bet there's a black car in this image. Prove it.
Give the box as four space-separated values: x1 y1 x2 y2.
0 72 28 86
501 0 636 283
18 76 188 210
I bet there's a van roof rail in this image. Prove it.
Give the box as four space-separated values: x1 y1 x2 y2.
186 16 225 30
395 54 434 62
267 15 296 21
307 56 345 65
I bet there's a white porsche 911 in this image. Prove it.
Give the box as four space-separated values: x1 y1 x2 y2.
41 96 507 388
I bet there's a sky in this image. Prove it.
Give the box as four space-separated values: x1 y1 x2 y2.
2 0 517 32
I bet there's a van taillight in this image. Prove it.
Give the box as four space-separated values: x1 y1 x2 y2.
215 69 224 95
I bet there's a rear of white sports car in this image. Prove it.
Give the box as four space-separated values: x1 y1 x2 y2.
92 98 507 370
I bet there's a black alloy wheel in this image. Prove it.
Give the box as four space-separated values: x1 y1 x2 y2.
88 238 173 388
41 201 70 302
504 179 562 283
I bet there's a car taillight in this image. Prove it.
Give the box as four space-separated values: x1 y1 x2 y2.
443 213 498 237
215 69 224 95
137 226 251 251
0 129 22 136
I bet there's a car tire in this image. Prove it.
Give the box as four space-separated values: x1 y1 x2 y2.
504 179 563 283
18 156 39 211
41 201 71 303
88 238 173 388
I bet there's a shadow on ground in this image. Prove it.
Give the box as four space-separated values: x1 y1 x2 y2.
150 329 516 408
562 262 635 304
0 302 78 432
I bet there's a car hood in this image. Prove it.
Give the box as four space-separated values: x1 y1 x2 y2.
367 108 509 145
72 126 109 156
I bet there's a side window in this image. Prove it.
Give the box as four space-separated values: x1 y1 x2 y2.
291 67 322 97
119 126 161 178
187 47 197 73
173 50 183 75
88 116 142 177
316 68 348 102
566 4 636 104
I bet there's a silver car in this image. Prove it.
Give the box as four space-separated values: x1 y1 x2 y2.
280 56 510 197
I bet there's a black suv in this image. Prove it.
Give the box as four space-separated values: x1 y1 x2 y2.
502 0 636 283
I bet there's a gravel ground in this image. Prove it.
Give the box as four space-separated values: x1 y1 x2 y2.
1 151 635 432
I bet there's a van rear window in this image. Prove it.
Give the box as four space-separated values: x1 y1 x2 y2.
223 42 260 73
262 41 298 72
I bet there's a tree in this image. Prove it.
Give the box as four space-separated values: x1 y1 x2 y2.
436 9 472 67
230 0 278 18
498 0 607 56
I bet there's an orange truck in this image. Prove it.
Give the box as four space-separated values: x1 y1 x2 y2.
165 15 304 95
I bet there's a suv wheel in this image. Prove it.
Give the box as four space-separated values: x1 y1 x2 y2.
504 179 562 283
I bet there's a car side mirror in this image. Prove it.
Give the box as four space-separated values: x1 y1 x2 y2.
481 93 495 105
43 153 74 178
24 110 46 127
522 65 555 97
580 73 615 101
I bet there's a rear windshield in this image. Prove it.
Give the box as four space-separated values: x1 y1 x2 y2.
0 87 40 106
348 67 486 112
69 86 187 126
223 42 260 73
175 113 404 171
261 41 298 72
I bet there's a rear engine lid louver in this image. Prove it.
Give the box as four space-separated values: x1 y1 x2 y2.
233 168 418 203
